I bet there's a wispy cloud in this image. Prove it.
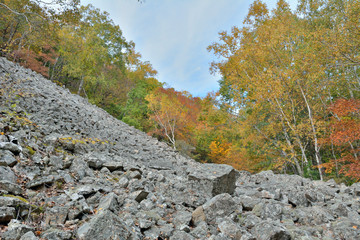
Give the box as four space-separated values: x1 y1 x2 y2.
81 0 299 97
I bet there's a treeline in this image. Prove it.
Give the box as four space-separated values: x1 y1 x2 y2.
1 0 359 183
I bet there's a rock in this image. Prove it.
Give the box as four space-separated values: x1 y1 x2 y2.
251 221 291 240
0 180 23 195
19 231 38 240
188 163 238 196
0 150 17 167
0 207 15 223
118 177 129 188
0 166 16 183
202 193 237 224
190 221 209 239
192 206 206 226
41 228 72 240
217 218 243 239
97 192 121 213
0 142 22 155
1 220 34 240
26 175 56 189
102 161 124 172
77 210 132 240
173 210 192 229
130 190 149 203
170 230 195 240
70 158 94 180
45 206 69 225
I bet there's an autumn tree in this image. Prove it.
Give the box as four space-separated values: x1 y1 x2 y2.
208 0 359 179
146 88 201 149
320 99 360 182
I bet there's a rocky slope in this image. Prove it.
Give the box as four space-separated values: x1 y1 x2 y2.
0 57 359 240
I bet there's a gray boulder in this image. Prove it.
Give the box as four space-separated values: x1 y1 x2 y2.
77 210 132 240
202 193 237 224
188 164 238 197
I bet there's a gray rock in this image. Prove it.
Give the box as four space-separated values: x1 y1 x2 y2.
19 231 38 240
0 150 17 167
251 221 291 240
170 230 195 240
70 158 94 180
118 176 129 188
190 221 209 239
0 166 16 183
203 193 237 224
45 206 69 225
218 218 243 239
102 161 124 172
77 210 131 240
97 192 120 213
0 142 22 155
0 180 23 195
1 220 34 240
188 163 238 196
26 175 56 189
173 210 192 229
41 228 72 240
0 207 15 223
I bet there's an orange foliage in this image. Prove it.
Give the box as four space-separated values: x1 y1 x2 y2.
12 45 58 78
320 99 360 181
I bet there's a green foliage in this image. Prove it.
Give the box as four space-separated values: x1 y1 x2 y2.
122 78 162 131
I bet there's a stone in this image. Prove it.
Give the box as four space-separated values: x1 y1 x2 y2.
0 180 23 195
26 175 56 189
130 190 149 203
1 57 360 240
202 193 237 224
118 177 129 188
77 210 132 240
45 206 69 225
0 142 22 155
0 150 17 167
188 163 238 196
0 166 16 183
19 231 38 240
41 228 72 240
192 206 206 226
70 158 94 180
97 192 120 213
170 230 195 240
251 221 291 240
102 161 124 172
1 220 34 240
217 218 243 239
190 221 209 239
0 207 15 223
173 210 192 229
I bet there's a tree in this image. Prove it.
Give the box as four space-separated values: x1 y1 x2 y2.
208 0 359 178
320 99 360 182
146 88 201 149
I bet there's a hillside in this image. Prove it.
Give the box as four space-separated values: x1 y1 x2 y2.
0 57 359 239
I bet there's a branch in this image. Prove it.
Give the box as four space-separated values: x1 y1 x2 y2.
0 3 32 32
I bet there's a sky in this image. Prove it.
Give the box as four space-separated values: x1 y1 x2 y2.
80 0 298 97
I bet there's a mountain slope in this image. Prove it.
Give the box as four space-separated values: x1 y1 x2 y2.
0 57 359 239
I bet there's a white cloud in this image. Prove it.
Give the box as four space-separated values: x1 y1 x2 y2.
81 0 299 96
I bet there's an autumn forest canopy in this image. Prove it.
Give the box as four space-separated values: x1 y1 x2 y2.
1 0 359 183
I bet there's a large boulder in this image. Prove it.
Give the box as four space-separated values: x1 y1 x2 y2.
188 164 238 197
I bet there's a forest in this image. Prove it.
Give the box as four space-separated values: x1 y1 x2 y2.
0 0 359 184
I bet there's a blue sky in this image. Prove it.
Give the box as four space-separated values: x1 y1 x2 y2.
81 0 298 97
